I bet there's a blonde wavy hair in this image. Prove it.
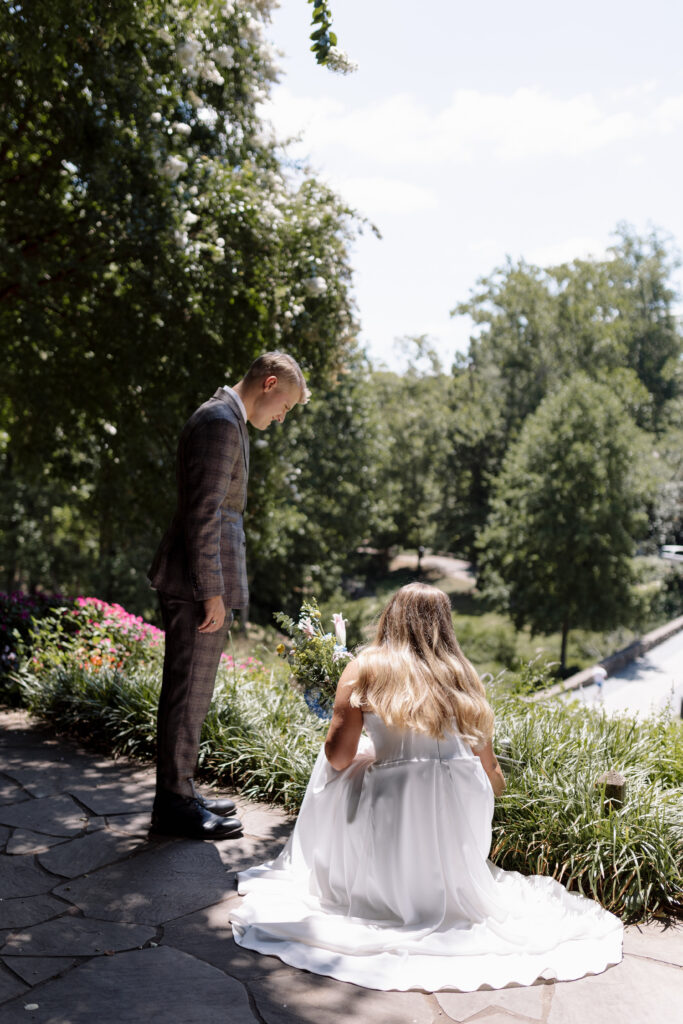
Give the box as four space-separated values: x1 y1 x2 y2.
349 583 494 746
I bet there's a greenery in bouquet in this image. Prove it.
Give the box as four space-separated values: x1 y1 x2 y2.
274 599 352 718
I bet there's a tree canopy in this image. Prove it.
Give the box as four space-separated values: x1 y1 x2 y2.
0 0 361 606
477 374 652 670
440 226 683 559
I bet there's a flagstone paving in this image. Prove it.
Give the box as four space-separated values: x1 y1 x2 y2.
0 707 680 1024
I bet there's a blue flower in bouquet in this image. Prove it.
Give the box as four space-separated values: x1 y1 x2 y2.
274 599 352 719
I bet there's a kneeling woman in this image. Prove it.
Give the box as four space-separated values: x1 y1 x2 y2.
231 583 622 992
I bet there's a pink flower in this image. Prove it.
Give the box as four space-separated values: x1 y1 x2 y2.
300 618 316 638
332 613 346 648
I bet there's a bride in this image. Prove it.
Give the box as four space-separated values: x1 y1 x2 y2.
231 583 623 992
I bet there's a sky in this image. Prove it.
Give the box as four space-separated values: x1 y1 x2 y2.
260 1 683 371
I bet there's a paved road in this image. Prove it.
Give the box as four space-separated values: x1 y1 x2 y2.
567 628 683 718
389 553 476 587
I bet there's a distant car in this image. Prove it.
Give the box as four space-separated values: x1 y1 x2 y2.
660 545 683 562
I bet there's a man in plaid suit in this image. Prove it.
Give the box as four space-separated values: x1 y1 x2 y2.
149 352 309 839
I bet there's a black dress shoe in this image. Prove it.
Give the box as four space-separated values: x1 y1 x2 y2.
151 791 242 841
189 778 236 817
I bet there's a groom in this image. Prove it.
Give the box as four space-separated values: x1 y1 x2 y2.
148 352 310 839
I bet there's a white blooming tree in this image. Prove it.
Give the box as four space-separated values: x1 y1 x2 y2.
0 0 362 607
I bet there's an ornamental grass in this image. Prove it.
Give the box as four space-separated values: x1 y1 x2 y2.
2 594 681 922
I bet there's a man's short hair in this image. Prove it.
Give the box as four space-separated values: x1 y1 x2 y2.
243 352 311 404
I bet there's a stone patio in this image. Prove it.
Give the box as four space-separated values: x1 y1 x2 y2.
0 708 680 1024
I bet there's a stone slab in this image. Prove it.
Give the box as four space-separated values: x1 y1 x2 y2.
623 921 683 967
248 964 440 1024
1 955 78 986
0 945 255 1024
0 960 29 1003
104 812 151 835
0 823 10 850
1 917 155 956
0 758 117 800
67 774 156 816
547 955 682 1024
7 829 69 856
0 711 56 750
0 776 29 806
0 857 55 899
85 815 107 833
437 981 551 1021
52 840 235 925
37 829 146 878
215 831 291 876
0 894 69 930
237 805 293 841
0 794 87 837
162 901 288 982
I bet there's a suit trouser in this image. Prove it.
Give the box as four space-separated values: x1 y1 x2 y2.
156 593 233 797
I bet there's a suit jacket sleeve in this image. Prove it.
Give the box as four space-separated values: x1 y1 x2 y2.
180 415 241 601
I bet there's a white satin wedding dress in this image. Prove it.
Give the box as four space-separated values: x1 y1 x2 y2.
231 712 623 992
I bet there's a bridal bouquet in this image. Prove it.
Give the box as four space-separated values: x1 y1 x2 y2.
274 599 351 718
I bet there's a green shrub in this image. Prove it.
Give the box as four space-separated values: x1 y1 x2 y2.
491 691 683 920
0 591 72 693
6 597 682 921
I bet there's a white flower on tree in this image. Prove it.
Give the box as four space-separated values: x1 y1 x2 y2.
197 105 219 128
200 62 225 86
176 38 202 68
325 47 358 75
212 44 235 69
171 121 192 136
183 211 200 226
160 155 187 180
150 112 163 124
304 276 327 297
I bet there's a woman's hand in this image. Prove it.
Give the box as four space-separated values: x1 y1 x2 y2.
471 739 506 797
324 661 363 771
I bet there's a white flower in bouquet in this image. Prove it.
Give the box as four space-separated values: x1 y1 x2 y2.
332 613 346 648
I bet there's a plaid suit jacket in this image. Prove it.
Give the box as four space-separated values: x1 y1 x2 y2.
148 389 250 607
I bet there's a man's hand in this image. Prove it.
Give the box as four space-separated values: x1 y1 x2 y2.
198 595 227 634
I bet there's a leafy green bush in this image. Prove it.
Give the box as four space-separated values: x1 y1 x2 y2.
490 689 683 920
0 591 71 688
5 596 681 921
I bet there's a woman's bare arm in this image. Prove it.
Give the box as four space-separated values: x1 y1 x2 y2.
471 738 506 797
324 661 364 771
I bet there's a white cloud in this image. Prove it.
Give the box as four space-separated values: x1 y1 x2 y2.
436 89 637 161
525 235 610 268
655 95 683 132
264 85 683 167
333 175 438 216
